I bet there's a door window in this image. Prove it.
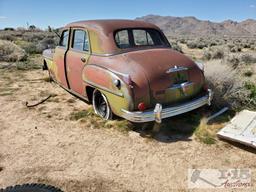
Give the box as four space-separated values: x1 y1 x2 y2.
72 30 89 51
59 30 69 48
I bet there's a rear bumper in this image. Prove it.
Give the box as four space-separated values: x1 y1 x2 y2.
121 89 213 123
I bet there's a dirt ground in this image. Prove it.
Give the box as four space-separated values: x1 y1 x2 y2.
0 68 256 192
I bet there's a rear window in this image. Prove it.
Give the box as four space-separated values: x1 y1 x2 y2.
115 28 169 49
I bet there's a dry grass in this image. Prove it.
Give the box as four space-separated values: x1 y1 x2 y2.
70 107 133 134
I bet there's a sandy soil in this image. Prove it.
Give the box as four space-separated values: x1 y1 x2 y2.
0 68 255 192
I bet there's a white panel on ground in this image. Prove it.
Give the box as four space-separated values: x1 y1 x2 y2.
217 110 256 148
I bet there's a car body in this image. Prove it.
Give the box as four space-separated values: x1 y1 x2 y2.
43 19 213 123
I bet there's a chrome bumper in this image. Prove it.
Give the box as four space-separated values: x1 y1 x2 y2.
121 89 213 123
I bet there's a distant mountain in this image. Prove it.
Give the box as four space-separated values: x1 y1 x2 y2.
136 15 256 37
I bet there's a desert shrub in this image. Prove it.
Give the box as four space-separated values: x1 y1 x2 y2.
170 41 183 53
15 54 42 70
187 39 208 49
22 31 47 42
212 49 224 59
36 37 57 52
205 60 255 110
0 33 15 41
244 82 256 102
16 61 41 70
4 27 15 31
240 54 256 64
187 40 197 49
20 42 39 54
244 70 253 77
225 53 256 69
179 38 186 44
203 47 224 60
209 40 217 47
228 44 242 53
202 50 211 60
225 55 240 68
0 40 27 62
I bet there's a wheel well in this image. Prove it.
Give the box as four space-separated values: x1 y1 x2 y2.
86 86 95 103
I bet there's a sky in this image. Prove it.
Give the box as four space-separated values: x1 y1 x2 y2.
0 0 255 29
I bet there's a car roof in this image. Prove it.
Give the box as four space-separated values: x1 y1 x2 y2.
65 19 160 33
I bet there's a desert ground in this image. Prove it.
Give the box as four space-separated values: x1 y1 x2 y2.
0 65 256 192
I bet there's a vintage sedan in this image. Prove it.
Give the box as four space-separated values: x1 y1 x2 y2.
43 20 213 123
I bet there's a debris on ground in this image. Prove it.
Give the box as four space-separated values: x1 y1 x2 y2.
25 95 52 108
217 110 256 149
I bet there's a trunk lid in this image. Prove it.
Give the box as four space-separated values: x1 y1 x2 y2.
123 48 205 107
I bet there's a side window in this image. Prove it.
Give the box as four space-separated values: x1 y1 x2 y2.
59 30 69 47
115 30 129 48
72 30 89 51
133 29 154 46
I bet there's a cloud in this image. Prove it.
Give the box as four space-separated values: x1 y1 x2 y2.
250 4 255 8
0 16 7 20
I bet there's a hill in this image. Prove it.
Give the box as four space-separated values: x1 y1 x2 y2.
136 15 256 37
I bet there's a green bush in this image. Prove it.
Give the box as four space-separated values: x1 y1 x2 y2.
244 82 256 101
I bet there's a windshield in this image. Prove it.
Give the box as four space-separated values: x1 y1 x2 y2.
114 28 170 49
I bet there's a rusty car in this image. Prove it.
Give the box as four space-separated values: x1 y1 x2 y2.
43 20 213 123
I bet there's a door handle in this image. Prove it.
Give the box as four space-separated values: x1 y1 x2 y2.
81 57 86 63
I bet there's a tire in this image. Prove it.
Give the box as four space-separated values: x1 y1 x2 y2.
0 183 63 192
92 89 113 120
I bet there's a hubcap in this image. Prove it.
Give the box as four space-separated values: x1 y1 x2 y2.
93 91 110 119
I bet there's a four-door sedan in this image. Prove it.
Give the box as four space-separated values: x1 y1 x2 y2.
43 19 213 123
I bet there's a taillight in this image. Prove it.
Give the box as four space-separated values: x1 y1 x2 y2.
138 102 146 111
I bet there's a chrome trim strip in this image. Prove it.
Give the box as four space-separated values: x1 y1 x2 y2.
43 56 52 60
91 47 172 57
166 66 188 73
53 80 89 102
169 82 193 90
121 89 213 123
91 53 115 57
84 79 124 97
84 64 130 78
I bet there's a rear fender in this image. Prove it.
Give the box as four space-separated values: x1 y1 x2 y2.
83 64 134 116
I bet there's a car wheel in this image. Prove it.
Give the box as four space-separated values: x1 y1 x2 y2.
0 183 63 192
92 89 113 120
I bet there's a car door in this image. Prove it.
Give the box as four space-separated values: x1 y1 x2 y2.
52 29 70 88
66 28 90 96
